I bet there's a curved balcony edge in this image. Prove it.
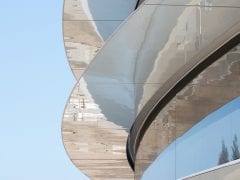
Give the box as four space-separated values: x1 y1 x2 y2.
126 30 240 170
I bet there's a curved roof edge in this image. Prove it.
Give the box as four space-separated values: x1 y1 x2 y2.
127 31 240 170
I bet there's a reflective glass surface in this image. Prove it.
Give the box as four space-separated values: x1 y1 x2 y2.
145 0 240 7
62 0 138 178
63 0 137 79
64 0 137 20
62 0 240 179
182 160 240 180
62 80 134 179
136 44 240 179
84 1 240 116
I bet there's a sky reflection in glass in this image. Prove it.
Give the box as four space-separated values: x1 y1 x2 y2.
142 97 240 180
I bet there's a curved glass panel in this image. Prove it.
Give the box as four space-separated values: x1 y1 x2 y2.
145 0 240 7
182 160 240 180
62 0 138 178
83 0 240 117
62 0 239 179
136 44 240 179
62 80 134 179
63 0 137 79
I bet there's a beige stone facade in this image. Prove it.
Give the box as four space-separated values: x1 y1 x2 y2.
63 0 103 80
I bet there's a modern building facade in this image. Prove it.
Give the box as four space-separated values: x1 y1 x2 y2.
62 0 240 179
62 0 139 179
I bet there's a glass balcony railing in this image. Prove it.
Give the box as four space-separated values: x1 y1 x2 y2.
62 0 240 179
63 0 138 79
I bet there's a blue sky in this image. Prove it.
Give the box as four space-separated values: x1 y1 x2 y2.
0 1 88 179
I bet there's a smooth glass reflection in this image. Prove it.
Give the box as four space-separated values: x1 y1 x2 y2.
136 44 240 179
62 79 134 179
83 1 240 116
62 0 240 179
144 0 240 7
86 0 137 39
142 98 240 179
62 0 138 178
63 0 137 79
182 160 240 180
